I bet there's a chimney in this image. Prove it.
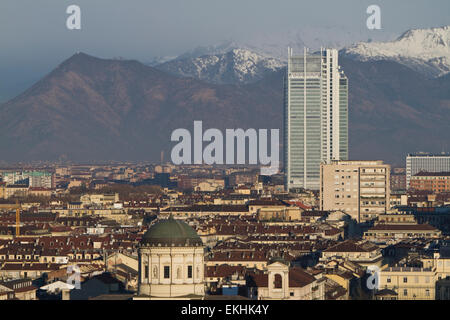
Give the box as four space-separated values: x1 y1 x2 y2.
62 288 70 300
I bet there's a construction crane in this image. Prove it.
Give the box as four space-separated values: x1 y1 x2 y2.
0 201 22 237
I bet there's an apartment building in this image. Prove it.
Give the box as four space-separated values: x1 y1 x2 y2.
320 160 390 222
410 171 450 193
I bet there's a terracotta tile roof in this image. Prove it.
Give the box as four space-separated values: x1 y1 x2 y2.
323 240 379 253
369 224 438 231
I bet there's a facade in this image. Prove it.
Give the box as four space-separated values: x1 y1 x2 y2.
320 240 383 267
379 267 435 300
4 184 29 199
421 252 450 281
406 153 450 189
247 260 325 300
1 171 54 188
284 48 348 191
80 193 119 206
390 168 406 191
320 160 390 222
135 216 205 300
0 278 37 300
363 224 441 241
410 171 450 193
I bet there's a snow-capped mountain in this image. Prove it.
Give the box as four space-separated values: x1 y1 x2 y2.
241 26 395 61
155 48 284 84
151 26 449 84
147 55 178 67
341 26 450 78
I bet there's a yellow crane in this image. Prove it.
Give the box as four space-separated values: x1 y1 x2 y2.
0 201 22 237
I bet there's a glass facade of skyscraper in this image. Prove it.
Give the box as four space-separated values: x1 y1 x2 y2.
284 48 348 191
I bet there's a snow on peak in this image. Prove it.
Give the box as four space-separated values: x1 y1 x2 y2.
342 25 450 77
155 48 284 84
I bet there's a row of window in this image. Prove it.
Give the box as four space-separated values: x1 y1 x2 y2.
144 265 193 280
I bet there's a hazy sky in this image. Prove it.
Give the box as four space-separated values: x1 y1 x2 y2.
0 0 449 101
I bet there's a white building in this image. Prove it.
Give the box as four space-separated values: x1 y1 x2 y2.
284 48 348 191
406 153 450 189
135 216 205 300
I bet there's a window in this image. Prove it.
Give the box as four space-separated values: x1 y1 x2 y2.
387 277 391 283
426 289 430 297
144 266 149 279
403 277 408 283
164 266 170 279
274 274 282 289
187 266 193 279
403 289 408 296
290 291 294 297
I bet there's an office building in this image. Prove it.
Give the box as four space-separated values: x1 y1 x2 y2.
284 48 348 191
406 153 450 189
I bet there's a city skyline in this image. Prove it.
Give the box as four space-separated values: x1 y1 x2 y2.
0 0 449 305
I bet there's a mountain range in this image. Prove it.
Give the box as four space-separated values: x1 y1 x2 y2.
0 26 449 166
341 26 450 78
0 53 283 163
155 48 284 85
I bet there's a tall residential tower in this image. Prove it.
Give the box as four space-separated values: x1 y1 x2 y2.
284 48 348 191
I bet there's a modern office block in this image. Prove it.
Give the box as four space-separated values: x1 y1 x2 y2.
284 48 348 191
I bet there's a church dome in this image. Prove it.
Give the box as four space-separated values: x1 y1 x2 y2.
140 215 203 247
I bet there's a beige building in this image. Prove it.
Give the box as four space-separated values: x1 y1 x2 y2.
320 240 383 268
135 216 205 300
247 260 325 300
320 160 390 222
363 224 441 241
257 207 302 222
248 259 325 300
422 252 450 280
80 193 119 206
4 185 29 199
379 267 435 300
377 212 416 224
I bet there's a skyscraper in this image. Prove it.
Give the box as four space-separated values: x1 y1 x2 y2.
284 48 348 191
